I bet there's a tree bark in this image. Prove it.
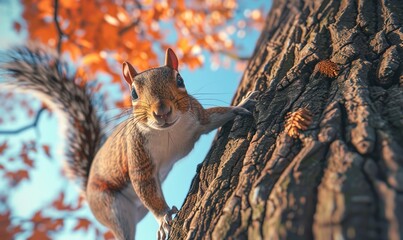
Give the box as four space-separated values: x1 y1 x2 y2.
170 0 403 239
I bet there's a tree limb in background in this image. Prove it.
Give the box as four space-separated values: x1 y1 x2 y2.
218 50 250 61
53 0 65 54
0 108 46 135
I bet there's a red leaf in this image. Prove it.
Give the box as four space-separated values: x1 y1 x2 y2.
73 218 91 231
45 218 64 231
31 211 62 231
32 211 47 223
0 212 22 239
0 211 11 225
27 230 51 240
5 169 29 183
42 145 51 158
53 192 66 210
52 192 78 211
28 108 35 117
21 153 34 168
104 231 114 239
13 21 21 32
0 141 8 155
9 225 23 236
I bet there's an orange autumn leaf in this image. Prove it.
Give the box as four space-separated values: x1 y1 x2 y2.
19 0 265 81
115 98 131 109
82 53 101 65
37 0 53 15
177 38 192 52
100 23 119 49
32 24 57 45
63 42 81 61
76 38 93 49
59 0 79 9
73 218 92 231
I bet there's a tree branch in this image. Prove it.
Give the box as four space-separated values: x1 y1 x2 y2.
118 0 142 36
53 0 65 54
0 108 47 135
118 19 141 36
218 50 250 61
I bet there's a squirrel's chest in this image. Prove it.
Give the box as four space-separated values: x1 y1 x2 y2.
145 113 201 177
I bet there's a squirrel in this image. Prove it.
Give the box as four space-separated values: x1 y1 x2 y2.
1 43 258 240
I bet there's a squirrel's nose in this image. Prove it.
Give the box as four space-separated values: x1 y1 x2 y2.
153 102 172 121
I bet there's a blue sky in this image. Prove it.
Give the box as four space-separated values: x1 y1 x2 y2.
0 1 271 239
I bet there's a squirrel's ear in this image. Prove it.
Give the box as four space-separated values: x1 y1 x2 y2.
122 61 137 86
165 48 179 71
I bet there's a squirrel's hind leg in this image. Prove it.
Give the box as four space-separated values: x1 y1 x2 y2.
86 185 147 240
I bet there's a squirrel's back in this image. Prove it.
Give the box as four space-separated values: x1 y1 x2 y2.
0 43 104 189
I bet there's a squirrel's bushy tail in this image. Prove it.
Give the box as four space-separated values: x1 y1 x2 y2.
1 43 103 190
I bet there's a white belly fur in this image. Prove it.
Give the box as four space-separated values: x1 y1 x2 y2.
144 112 201 181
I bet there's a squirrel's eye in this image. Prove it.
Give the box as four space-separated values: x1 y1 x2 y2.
131 89 138 100
176 74 185 88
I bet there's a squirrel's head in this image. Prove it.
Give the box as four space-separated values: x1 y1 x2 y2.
122 49 190 130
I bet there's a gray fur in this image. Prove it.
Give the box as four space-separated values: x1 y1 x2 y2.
0 43 104 190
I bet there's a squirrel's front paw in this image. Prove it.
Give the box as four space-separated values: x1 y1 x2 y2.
157 206 178 240
233 106 252 116
237 91 259 110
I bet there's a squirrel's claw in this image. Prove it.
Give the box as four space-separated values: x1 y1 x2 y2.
157 227 167 240
169 206 179 216
234 91 259 116
245 90 259 100
157 206 178 240
157 217 170 240
233 107 252 116
237 91 259 109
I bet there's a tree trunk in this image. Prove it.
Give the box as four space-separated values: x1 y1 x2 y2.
170 0 403 239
